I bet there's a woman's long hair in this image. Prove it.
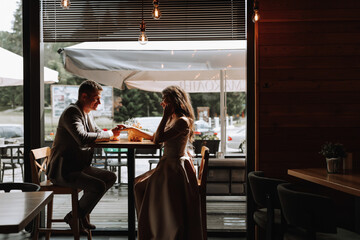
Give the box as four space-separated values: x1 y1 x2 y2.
162 86 195 143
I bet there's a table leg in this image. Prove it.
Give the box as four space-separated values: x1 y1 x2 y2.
127 148 135 240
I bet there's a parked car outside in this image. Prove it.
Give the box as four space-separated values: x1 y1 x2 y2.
226 125 246 152
0 124 24 144
134 117 162 132
194 119 214 136
0 124 24 157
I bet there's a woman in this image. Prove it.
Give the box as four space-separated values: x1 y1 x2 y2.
118 86 203 240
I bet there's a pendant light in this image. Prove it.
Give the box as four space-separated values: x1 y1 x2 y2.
252 1 260 23
152 0 161 20
138 0 148 45
61 0 71 9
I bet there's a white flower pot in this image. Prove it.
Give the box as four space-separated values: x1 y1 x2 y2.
326 157 342 174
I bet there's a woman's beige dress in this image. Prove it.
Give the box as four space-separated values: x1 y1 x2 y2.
134 117 203 240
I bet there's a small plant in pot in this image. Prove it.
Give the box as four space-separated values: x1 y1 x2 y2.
319 142 346 173
193 133 220 156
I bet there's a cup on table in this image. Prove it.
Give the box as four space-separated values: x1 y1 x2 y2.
216 151 224 159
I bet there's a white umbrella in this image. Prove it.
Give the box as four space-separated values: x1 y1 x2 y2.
0 47 59 86
62 40 246 155
62 40 246 93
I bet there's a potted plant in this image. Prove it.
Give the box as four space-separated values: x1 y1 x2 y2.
319 142 346 173
193 133 220 156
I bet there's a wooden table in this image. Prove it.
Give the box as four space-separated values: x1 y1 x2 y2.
0 191 53 235
94 139 161 240
288 168 360 232
288 168 360 197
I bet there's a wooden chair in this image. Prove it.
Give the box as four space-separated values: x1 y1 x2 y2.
0 182 40 192
198 146 209 240
29 146 92 240
0 144 24 182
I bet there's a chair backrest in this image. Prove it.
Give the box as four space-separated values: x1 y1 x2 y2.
0 182 40 192
198 146 209 188
277 183 337 234
248 171 286 209
29 147 51 185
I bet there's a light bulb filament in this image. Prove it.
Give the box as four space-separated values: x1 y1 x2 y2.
61 0 71 9
253 10 260 22
152 0 161 19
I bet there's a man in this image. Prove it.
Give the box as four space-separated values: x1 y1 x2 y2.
47 80 120 231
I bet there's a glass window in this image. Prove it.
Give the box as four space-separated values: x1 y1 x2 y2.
0 0 24 183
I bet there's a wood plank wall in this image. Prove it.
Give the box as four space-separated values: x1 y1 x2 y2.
256 0 360 177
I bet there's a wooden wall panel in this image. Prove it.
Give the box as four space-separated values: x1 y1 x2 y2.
257 0 360 178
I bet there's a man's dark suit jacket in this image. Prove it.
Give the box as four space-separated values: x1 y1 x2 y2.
47 101 110 183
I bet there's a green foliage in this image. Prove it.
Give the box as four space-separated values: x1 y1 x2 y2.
113 88 162 122
194 133 219 140
226 92 246 116
190 92 246 119
319 142 346 158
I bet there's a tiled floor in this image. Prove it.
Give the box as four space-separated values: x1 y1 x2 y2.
0 232 245 240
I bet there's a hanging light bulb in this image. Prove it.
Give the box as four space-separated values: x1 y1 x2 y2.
138 0 148 44
61 0 71 9
252 1 260 23
138 19 148 45
152 0 162 20
252 9 260 22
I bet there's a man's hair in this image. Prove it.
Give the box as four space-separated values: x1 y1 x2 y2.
78 80 103 100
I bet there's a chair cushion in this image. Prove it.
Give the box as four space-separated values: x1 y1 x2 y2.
40 179 53 187
253 208 283 230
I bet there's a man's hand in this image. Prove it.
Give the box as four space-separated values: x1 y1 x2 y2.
111 126 121 137
116 124 133 131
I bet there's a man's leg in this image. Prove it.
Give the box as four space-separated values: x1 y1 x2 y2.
77 166 117 217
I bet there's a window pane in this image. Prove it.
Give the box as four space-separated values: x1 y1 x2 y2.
0 0 24 183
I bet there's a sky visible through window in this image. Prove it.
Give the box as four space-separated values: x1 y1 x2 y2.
0 0 18 32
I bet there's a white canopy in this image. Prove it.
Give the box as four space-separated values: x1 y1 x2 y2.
0 47 59 86
62 41 246 93
62 40 247 155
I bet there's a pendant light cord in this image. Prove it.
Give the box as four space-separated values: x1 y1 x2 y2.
142 0 144 20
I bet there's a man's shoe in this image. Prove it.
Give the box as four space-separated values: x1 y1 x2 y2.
80 216 96 230
64 212 74 227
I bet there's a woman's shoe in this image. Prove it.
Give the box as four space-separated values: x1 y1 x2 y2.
64 212 89 234
80 216 96 230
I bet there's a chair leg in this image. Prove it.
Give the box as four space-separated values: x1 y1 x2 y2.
201 194 207 240
0 164 4 182
20 163 24 181
87 228 92 240
118 166 121 184
46 199 53 240
71 191 80 240
86 214 92 240
12 163 15 182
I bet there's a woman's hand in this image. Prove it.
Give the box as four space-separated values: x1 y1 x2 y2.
117 124 130 130
163 105 173 118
